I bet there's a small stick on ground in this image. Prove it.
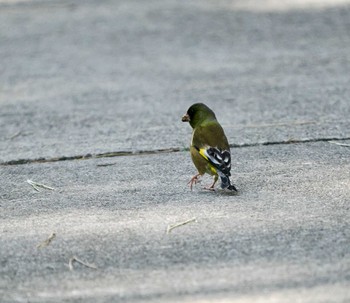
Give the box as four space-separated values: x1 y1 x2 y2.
37 232 56 249
27 179 54 191
68 256 97 271
329 141 350 147
167 217 197 234
8 131 22 140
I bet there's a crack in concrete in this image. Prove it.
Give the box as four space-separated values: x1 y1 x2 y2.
1 136 350 166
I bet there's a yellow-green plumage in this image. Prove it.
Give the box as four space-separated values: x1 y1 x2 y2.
191 121 229 175
182 103 237 191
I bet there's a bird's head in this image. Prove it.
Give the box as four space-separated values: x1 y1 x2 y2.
182 103 216 128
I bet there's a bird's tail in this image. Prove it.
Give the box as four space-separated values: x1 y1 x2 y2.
218 171 237 191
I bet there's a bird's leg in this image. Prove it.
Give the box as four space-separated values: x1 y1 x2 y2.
204 175 218 191
188 173 201 190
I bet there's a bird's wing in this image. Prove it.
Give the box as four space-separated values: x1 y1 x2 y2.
195 146 231 176
192 122 231 176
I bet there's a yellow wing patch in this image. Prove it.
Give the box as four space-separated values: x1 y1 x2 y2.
198 148 218 175
198 148 209 160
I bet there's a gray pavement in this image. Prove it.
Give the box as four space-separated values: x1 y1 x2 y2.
1 0 350 302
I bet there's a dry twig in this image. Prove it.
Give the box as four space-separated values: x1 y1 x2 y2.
68 256 97 271
167 217 197 234
27 179 54 191
37 232 56 249
8 131 22 140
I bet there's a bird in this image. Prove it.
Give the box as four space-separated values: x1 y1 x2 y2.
182 103 237 191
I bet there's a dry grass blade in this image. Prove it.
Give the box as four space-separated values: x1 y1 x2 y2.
8 131 22 140
27 179 54 191
68 256 97 271
68 257 74 271
27 180 40 191
167 217 197 234
329 141 350 147
37 232 56 249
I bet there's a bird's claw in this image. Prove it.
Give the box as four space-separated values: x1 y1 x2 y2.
204 186 216 191
188 174 201 190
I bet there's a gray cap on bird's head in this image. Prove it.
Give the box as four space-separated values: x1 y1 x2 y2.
181 103 216 128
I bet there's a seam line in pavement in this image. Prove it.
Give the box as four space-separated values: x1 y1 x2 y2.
2 136 350 166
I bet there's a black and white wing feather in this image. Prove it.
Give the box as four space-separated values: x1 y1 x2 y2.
196 146 237 191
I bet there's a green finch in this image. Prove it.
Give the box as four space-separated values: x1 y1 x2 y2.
182 103 237 191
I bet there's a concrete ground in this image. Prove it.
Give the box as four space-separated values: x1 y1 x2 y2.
1 0 350 302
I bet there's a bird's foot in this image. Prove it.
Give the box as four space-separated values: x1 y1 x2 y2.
188 174 201 190
204 186 216 191
204 182 216 191
203 178 217 191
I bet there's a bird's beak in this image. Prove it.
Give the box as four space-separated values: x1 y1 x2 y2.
182 113 190 122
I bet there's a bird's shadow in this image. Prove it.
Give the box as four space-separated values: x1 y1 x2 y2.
196 187 240 196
